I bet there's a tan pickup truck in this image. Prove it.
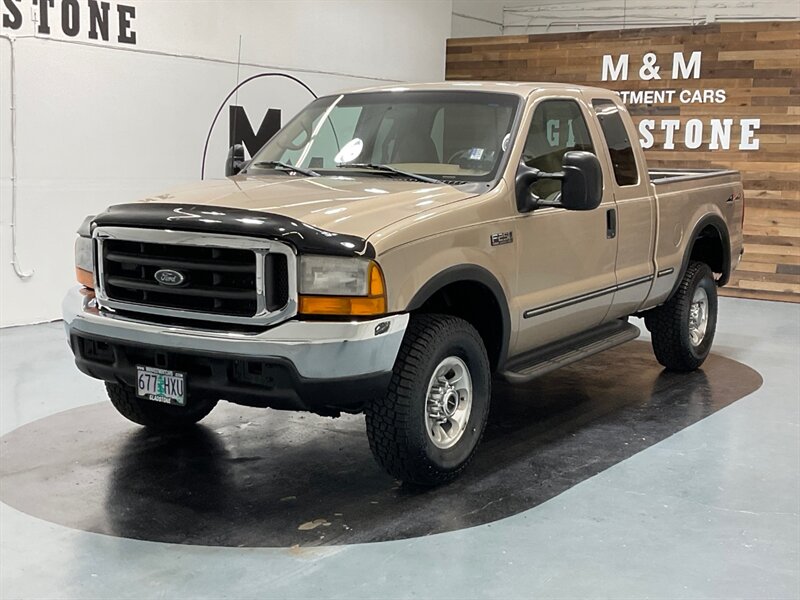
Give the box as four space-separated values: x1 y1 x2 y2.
64 82 744 485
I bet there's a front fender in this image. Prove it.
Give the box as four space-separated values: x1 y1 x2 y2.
379 237 516 366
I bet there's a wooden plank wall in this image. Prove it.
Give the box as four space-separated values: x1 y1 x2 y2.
446 21 800 302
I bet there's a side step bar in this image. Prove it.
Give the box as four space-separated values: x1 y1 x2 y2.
501 320 641 384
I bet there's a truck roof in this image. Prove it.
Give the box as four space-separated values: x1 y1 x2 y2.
347 81 617 98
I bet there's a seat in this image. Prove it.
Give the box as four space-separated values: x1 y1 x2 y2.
390 131 440 164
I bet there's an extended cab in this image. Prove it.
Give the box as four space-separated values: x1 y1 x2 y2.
64 82 744 485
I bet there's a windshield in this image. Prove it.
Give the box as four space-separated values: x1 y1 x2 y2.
247 91 521 183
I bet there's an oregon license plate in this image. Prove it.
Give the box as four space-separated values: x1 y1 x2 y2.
136 365 186 406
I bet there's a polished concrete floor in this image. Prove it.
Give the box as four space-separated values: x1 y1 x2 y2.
1 297 798 599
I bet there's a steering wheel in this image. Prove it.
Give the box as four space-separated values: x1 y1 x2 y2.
447 149 471 164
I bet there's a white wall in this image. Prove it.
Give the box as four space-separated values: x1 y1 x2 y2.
450 0 800 37
0 0 454 326
452 0 503 38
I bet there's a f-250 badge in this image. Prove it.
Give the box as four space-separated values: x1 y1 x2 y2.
490 231 513 246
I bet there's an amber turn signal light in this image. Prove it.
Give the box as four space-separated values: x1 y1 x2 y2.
76 267 94 289
298 261 387 317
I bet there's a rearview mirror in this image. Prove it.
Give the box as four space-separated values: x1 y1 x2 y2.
515 151 603 213
225 144 246 177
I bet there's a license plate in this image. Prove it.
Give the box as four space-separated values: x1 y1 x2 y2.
136 366 186 406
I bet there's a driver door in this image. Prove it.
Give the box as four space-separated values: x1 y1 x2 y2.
514 97 618 352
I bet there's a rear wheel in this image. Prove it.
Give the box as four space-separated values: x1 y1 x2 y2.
645 261 718 372
105 382 217 430
365 314 491 486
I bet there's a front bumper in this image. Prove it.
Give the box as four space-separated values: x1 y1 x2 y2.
63 287 408 413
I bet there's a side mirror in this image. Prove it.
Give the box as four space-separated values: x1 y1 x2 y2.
225 144 246 176
560 151 603 211
515 150 603 213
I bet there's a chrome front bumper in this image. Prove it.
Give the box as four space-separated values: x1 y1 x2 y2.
62 287 408 379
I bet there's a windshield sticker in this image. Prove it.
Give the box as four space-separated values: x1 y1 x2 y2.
501 133 511 152
334 138 364 164
467 147 485 160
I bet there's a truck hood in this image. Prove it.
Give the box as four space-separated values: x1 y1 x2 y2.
141 174 477 240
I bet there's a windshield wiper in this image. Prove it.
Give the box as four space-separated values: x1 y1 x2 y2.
337 163 443 184
249 161 320 177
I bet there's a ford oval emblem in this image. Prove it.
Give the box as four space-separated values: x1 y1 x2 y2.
154 268 186 286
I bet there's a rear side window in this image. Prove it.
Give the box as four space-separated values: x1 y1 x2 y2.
592 99 638 186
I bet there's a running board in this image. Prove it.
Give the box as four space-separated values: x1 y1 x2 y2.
501 320 641 384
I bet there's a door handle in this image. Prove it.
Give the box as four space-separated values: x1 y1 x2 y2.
606 208 617 239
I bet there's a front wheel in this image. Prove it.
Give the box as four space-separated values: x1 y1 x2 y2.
105 382 218 430
645 261 718 372
365 314 491 486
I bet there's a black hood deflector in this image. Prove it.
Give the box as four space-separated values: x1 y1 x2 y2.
92 203 375 258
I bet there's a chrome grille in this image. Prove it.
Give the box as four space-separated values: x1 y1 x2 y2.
94 227 297 326
104 240 258 316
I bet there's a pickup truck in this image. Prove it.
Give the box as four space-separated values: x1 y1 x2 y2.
64 82 744 485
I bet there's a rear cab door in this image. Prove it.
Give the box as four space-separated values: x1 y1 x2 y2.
586 93 657 319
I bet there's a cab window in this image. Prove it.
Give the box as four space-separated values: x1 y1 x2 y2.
522 99 595 200
591 99 639 186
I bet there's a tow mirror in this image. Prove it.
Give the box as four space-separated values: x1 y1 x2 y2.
225 144 246 176
560 151 603 211
515 150 603 213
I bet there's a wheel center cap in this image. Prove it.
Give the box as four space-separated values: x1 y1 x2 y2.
442 388 459 418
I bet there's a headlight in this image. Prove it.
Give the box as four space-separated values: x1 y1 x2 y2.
75 236 93 273
298 255 386 316
75 215 95 289
299 256 372 296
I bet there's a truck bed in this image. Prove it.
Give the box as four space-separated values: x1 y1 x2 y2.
643 166 744 308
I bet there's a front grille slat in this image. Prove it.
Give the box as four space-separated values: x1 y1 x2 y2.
105 252 254 273
106 276 258 300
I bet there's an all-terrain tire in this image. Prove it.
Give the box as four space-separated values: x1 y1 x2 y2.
644 261 718 372
365 314 491 486
105 382 218 430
